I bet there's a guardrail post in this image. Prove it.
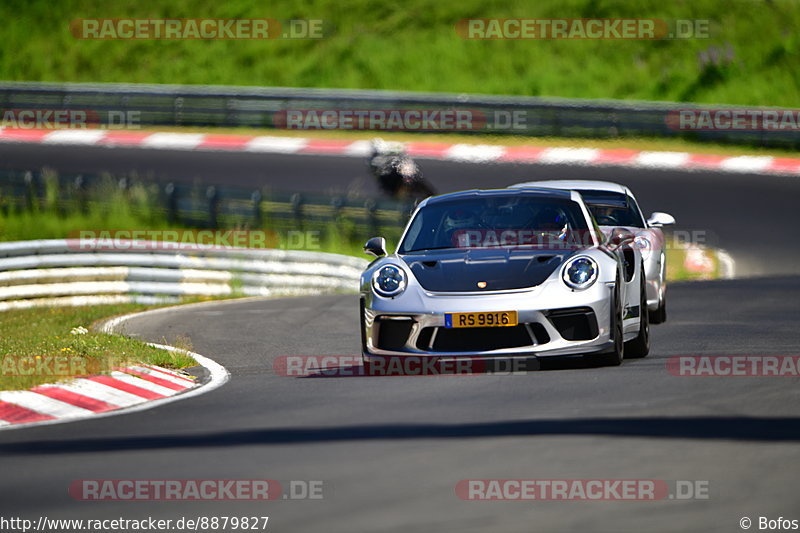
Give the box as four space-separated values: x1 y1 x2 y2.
226 98 237 127
291 193 304 231
23 171 39 211
552 108 562 137
251 189 263 226
74 175 88 214
330 196 344 242
206 186 219 228
365 199 379 236
165 183 178 224
331 196 343 220
174 96 184 126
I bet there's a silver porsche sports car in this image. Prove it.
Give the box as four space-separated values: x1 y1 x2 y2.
511 180 675 323
359 187 649 367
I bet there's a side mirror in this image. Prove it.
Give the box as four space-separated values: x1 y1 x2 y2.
364 236 387 257
607 228 635 249
647 212 676 227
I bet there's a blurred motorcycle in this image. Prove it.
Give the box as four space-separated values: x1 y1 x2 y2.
367 138 436 200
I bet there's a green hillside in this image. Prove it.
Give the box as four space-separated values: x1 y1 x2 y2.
1 0 798 106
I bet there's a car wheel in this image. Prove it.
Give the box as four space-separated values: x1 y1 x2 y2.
596 280 624 366
626 263 650 358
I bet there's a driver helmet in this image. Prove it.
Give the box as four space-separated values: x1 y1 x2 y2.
532 207 568 231
443 208 479 232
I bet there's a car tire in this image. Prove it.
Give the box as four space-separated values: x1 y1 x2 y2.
649 295 667 324
626 263 650 358
596 280 624 366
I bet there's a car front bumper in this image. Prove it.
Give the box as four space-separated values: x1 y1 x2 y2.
362 279 615 360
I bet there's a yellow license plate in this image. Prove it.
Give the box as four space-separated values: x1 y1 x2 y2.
445 311 518 328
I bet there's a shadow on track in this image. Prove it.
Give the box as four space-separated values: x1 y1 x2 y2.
2 416 799 455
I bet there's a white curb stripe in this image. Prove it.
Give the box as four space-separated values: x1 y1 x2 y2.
245 136 307 153
141 363 196 383
43 130 107 145
36 379 148 407
634 151 691 168
108 371 178 396
343 140 373 156
129 366 194 387
720 156 774 172
0 420 10 427
141 133 205 150
539 147 600 164
0 391 95 418
445 144 505 162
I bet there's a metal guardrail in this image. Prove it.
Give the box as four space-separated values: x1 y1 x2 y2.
0 169 412 243
0 239 367 311
0 81 796 148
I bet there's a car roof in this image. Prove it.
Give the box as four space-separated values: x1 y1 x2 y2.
510 180 632 196
423 187 575 207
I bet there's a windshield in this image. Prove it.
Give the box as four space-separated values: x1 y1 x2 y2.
399 195 592 253
576 190 645 228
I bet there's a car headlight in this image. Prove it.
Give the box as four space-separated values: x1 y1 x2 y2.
634 236 652 259
562 256 598 290
372 265 407 297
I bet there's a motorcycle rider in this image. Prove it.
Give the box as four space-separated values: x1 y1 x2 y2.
368 138 435 199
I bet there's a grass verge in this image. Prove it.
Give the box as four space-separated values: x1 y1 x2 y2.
666 240 723 281
0 304 196 391
3 0 798 107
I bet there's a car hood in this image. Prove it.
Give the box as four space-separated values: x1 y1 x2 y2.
401 248 571 292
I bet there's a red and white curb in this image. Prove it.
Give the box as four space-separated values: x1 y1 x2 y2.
0 309 230 431
1 127 799 176
0 364 196 427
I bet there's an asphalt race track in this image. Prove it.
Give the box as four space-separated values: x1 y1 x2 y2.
1 279 800 532
1 145 799 532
